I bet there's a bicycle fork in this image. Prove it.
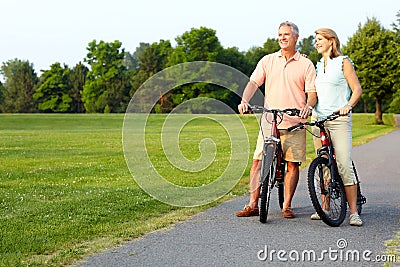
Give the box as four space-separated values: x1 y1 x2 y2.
316 147 342 200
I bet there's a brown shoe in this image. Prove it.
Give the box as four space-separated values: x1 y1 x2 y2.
236 205 259 217
282 207 295 218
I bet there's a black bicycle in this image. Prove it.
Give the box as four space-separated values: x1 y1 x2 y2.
288 113 366 227
250 105 300 223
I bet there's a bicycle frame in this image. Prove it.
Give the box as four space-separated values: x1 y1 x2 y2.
261 111 284 184
253 106 299 185
289 114 340 179
250 105 300 223
313 119 342 200
316 124 334 162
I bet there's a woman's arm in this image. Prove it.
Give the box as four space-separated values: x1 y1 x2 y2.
336 58 363 115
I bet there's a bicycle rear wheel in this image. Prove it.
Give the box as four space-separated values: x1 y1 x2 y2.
259 142 276 223
308 157 347 227
277 159 285 210
352 161 366 215
277 180 284 210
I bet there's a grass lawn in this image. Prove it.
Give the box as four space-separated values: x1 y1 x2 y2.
0 113 397 266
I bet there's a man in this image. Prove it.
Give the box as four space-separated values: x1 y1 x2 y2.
236 21 317 218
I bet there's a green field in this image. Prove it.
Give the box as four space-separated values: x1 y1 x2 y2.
0 113 396 266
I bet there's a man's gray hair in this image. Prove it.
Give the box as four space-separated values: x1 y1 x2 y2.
279 21 299 35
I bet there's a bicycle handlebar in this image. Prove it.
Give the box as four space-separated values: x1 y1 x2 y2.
249 105 301 117
287 113 340 132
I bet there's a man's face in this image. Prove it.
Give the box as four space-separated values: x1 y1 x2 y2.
278 25 298 50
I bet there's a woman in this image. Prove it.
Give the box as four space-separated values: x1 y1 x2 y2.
311 28 363 226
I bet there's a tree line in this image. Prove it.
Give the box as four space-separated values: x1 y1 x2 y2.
1 14 399 124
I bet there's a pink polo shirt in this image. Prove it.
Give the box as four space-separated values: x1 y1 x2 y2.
250 50 316 129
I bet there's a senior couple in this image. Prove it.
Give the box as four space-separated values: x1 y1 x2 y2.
236 21 363 226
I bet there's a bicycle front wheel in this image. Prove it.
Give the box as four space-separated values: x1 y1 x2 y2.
308 157 347 227
259 142 276 223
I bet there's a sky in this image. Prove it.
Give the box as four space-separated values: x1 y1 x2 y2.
1 0 398 75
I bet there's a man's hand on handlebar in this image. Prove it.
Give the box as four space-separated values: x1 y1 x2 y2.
238 100 250 114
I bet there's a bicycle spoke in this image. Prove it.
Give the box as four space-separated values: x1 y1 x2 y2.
308 157 347 227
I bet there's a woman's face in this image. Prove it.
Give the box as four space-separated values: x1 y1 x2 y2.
315 34 331 54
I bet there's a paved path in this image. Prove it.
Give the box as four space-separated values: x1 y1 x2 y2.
78 118 400 266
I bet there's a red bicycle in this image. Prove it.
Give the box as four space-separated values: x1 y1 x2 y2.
250 105 300 223
288 114 366 226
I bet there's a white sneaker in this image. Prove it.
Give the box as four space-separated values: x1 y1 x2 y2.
310 210 329 220
350 213 363 226
310 212 320 220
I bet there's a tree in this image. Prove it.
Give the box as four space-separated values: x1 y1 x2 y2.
33 62 72 112
245 38 280 68
137 40 172 77
168 27 222 65
130 40 173 110
68 62 88 113
213 47 252 111
0 59 38 113
388 10 400 113
217 47 251 76
123 52 137 71
124 42 150 70
297 35 321 65
0 81 4 108
163 27 227 112
342 18 395 124
82 40 130 113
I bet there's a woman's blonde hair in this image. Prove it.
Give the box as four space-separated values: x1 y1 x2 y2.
315 28 343 58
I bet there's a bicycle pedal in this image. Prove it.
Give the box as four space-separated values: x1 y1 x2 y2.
357 195 366 205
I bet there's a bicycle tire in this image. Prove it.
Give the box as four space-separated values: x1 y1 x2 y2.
277 180 284 210
259 142 276 223
356 184 363 215
277 158 285 210
260 142 275 185
308 157 347 227
275 144 287 209
352 161 366 215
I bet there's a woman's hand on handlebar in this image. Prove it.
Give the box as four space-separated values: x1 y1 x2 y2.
334 105 352 116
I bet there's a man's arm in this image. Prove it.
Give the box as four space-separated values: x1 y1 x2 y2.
238 80 259 114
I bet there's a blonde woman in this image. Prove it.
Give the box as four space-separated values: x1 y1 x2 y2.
312 28 363 226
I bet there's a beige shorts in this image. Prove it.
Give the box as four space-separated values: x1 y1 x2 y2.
253 128 306 162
